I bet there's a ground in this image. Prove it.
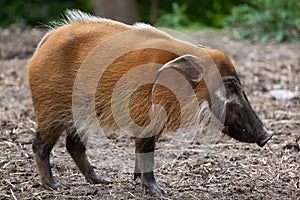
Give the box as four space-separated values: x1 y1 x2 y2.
0 26 299 199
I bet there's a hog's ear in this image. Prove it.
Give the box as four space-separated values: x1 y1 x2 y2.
150 54 206 102
153 54 206 84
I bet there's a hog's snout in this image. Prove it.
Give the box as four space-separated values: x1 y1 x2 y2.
256 128 273 147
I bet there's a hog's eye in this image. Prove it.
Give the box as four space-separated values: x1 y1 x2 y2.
224 80 235 91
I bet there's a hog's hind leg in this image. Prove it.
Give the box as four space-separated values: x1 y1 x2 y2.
135 136 165 195
32 131 61 189
66 129 111 184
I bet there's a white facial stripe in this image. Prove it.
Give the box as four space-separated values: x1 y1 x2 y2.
215 89 228 103
230 94 243 106
215 89 242 106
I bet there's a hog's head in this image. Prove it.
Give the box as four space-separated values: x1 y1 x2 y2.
221 76 273 147
150 52 273 147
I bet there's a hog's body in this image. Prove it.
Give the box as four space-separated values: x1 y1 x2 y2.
28 10 272 194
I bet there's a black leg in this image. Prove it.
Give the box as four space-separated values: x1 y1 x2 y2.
66 130 111 184
134 154 141 180
135 136 165 194
32 132 60 189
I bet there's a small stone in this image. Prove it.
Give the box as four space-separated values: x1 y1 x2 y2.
269 89 296 100
20 135 33 144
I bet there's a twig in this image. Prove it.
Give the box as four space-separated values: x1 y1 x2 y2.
10 189 17 200
4 178 15 188
267 143 279 161
127 191 136 198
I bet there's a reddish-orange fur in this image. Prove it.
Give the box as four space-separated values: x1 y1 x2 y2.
28 11 275 193
28 17 237 144
27 10 243 192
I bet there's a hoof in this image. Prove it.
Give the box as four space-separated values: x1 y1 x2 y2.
142 182 166 195
42 180 66 190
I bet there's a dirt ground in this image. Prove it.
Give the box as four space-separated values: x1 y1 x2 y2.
0 26 299 200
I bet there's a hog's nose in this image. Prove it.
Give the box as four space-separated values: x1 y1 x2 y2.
256 128 273 147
